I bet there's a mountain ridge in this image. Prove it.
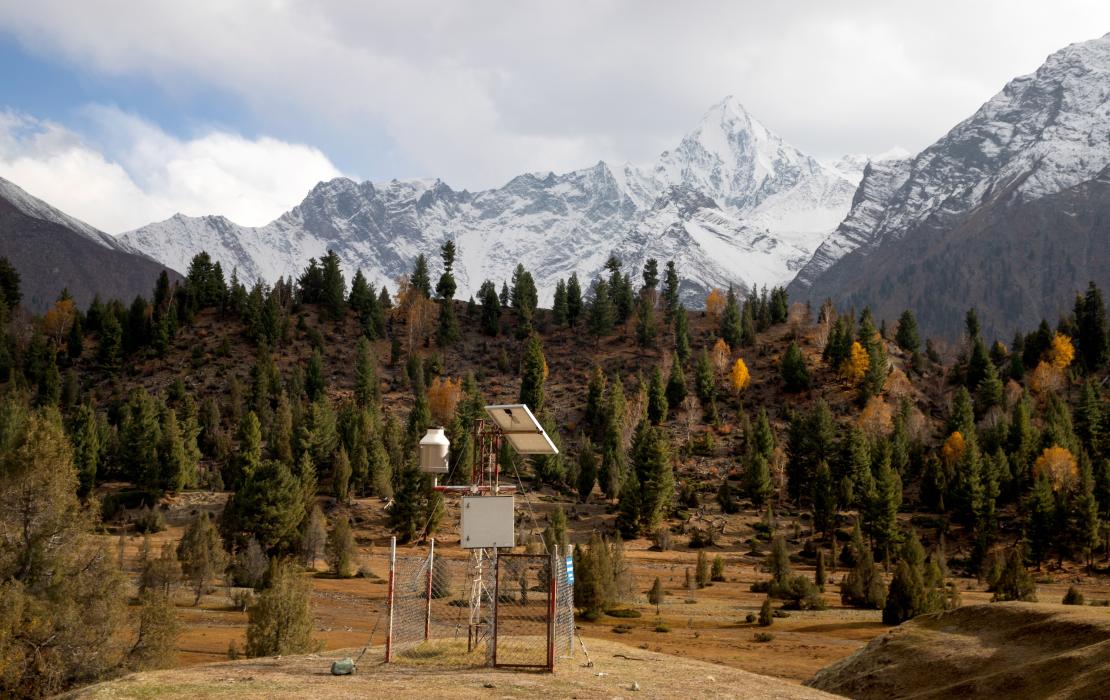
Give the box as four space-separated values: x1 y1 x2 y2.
121 96 860 305
0 176 182 312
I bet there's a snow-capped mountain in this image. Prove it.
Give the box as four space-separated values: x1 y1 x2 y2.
793 32 1110 301
0 176 180 311
0 176 140 254
122 97 859 304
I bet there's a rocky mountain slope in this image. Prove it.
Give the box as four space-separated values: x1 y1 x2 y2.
792 32 1110 338
122 97 859 304
0 177 181 311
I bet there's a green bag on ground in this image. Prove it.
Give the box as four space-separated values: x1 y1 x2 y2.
330 658 355 675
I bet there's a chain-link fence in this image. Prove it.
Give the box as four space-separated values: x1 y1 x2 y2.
385 540 493 666
385 539 574 671
553 545 575 660
491 552 551 668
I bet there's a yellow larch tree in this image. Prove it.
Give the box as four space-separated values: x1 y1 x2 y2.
730 357 750 394
840 341 869 385
427 376 463 426
705 288 725 321
1048 332 1075 369
1033 445 1078 492
941 431 966 466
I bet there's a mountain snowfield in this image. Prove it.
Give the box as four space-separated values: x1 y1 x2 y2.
792 31 1110 296
121 97 865 304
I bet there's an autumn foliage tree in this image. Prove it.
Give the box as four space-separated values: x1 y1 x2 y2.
730 358 750 394
705 288 725 321
1033 445 1078 492
841 341 869 385
427 376 463 426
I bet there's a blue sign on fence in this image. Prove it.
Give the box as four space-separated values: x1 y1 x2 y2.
565 555 574 584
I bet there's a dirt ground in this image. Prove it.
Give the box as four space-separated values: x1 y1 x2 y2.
109 489 1110 689
70 638 840 700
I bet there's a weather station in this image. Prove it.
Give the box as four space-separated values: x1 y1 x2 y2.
386 403 574 672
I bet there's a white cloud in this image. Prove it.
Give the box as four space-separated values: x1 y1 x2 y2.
1 2 1110 193
0 108 342 232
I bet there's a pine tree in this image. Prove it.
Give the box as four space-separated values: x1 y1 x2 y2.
436 298 460 347
666 354 688 412
1073 461 1101 569
895 310 920 353
696 550 710 588
648 577 664 615
758 597 774 626
745 454 774 506
1028 473 1055 567
1076 282 1109 372
661 261 680 323
72 403 100 498
647 366 668 424
354 337 379 408
519 333 547 413
587 278 615 339
477 280 501 336
333 446 351 503
305 350 326 402
566 273 583 326
301 504 327 569
975 360 1004 417
780 342 810 392
635 293 657 348
674 307 691 362
633 423 675 533
991 548 1036 602
576 438 598 503
740 302 758 347
584 366 607 440
411 254 431 297
326 513 358 577
552 279 569 325
158 407 192 492
510 264 539 337
720 288 743 348
867 454 902 560
813 460 836 536
694 349 715 409
177 513 229 604
389 466 442 543
320 250 347 321
246 560 314 657
221 459 304 555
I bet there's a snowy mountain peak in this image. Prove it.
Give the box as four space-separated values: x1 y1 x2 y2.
122 94 862 306
793 31 1110 299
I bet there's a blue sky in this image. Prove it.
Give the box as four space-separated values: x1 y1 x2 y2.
0 2 1109 233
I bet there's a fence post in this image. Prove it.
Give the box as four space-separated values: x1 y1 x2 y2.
491 549 499 667
385 536 396 663
566 544 575 657
547 546 557 673
425 538 435 641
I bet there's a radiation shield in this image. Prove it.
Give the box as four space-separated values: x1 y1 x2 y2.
460 495 515 548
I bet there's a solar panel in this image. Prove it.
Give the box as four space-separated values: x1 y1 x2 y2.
484 403 559 455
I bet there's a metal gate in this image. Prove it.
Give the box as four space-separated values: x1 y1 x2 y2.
492 552 554 671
